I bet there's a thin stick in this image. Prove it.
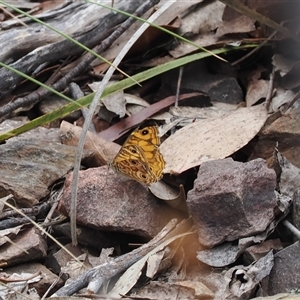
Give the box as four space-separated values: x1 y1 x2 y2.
282 90 300 114
0 5 28 27
175 67 184 108
41 189 62 228
231 31 277 66
41 272 63 300
265 66 275 112
283 219 300 240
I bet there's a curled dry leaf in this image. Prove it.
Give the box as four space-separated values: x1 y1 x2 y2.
246 79 269 107
0 225 24 247
124 93 150 116
146 250 165 278
160 105 268 174
0 271 42 300
88 81 126 118
149 181 187 212
215 251 274 300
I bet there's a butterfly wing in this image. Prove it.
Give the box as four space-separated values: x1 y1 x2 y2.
112 126 165 185
112 144 157 185
125 126 165 179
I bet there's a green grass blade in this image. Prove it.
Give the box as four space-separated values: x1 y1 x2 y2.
0 44 258 142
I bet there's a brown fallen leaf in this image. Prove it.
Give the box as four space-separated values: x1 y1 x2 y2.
160 104 268 174
98 92 201 141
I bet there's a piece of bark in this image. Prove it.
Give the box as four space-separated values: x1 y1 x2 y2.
0 200 51 223
0 216 35 230
0 0 158 99
250 111 300 169
52 218 189 296
60 120 120 166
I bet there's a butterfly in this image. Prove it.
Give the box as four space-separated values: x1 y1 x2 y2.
111 126 165 185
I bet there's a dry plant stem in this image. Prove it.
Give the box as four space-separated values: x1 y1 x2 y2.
0 1 148 118
87 220 194 294
69 82 96 133
36 55 73 85
88 71 123 81
232 20 290 67
283 220 300 240
0 281 32 300
265 66 275 112
0 216 35 230
175 66 184 108
231 31 278 66
54 218 179 296
40 189 62 229
70 0 168 245
0 200 83 266
0 6 28 27
0 281 36 300
0 1 143 97
0 201 50 221
0 194 13 202
0 281 33 300
41 272 63 300
283 90 300 114
0 271 41 283
69 82 85 100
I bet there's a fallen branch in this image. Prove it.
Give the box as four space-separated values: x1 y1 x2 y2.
52 218 194 296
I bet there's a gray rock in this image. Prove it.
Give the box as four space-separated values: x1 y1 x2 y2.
0 138 92 206
0 227 47 267
262 241 300 295
58 166 183 238
187 158 277 247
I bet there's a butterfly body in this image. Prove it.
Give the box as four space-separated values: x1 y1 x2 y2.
111 126 165 185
